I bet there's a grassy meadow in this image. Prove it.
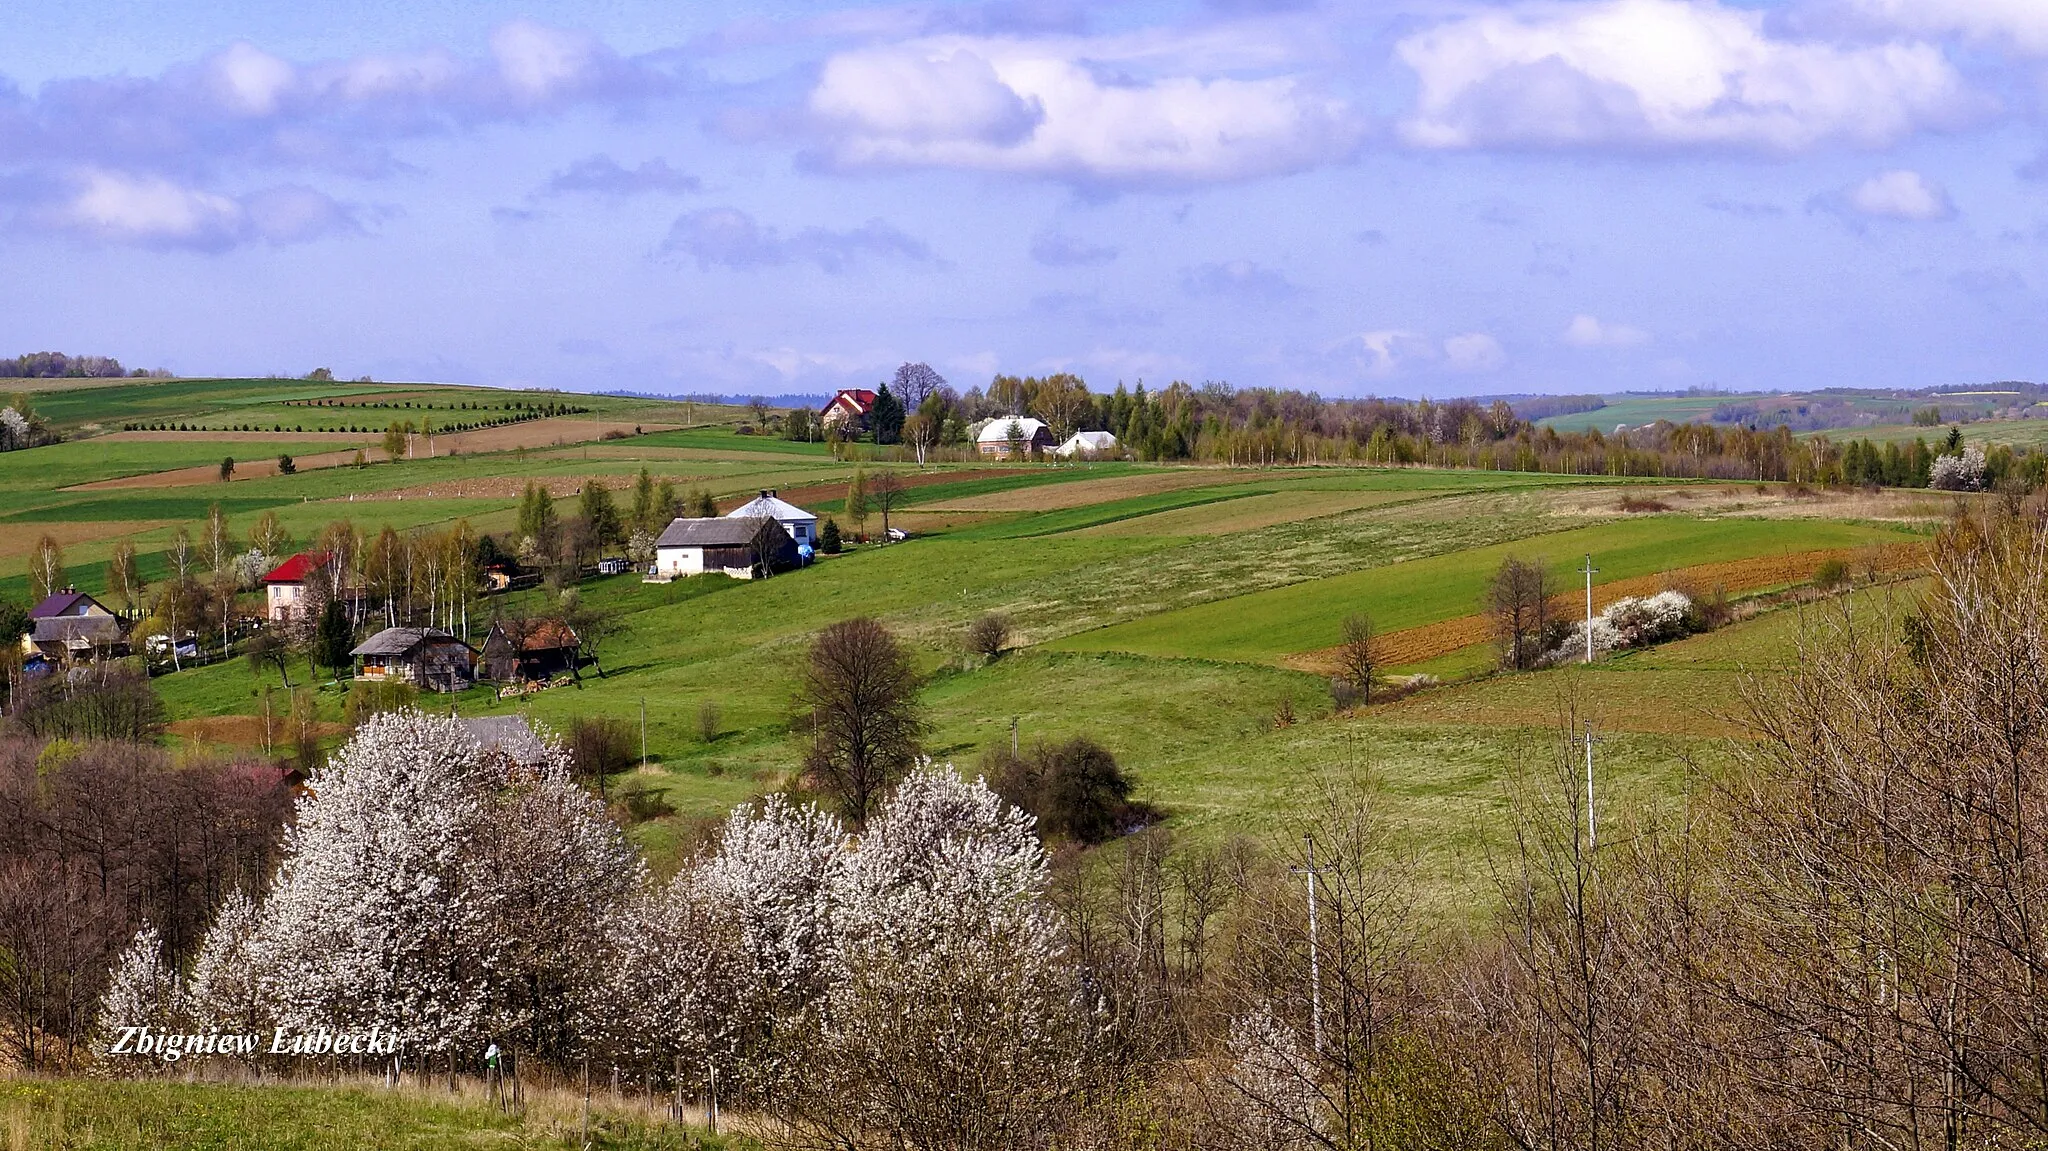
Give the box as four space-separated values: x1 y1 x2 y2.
1 378 1946 904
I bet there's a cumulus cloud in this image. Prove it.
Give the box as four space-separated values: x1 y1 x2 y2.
543 155 700 196
1443 332 1507 372
1846 168 1955 220
663 206 938 272
1397 0 1974 152
1827 0 2048 56
1181 259 1300 300
1563 314 1651 347
800 30 1360 186
1029 230 1118 265
39 171 358 250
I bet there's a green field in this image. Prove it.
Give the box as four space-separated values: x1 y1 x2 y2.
1 376 1942 901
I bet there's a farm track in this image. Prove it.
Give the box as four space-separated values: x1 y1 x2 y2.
1287 543 1927 674
67 420 675 489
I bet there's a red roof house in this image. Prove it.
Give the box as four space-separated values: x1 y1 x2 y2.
820 388 876 432
261 552 329 621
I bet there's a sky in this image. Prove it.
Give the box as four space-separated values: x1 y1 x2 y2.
3 0 2048 399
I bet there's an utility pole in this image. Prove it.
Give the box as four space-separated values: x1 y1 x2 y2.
1290 833 1326 1053
1011 715 1019 757
1584 721 1599 852
1580 554 1599 663
640 697 647 768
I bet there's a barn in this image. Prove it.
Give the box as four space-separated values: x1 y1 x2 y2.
350 627 477 692
652 516 799 580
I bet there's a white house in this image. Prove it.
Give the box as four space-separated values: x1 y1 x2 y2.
725 489 818 547
975 416 1055 459
1055 430 1120 458
653 516 798 580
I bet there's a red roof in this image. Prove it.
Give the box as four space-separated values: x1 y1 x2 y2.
823 388 876 415
261 552 328 584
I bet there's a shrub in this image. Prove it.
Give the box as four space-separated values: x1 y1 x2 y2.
342 678 417 728
965 612 1013 661
617 780 676 823
569 715 636 780
988 736 1154 844
1812 558 1851 590
697 699 720 743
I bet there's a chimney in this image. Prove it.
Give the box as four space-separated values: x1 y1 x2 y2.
759 489 770 500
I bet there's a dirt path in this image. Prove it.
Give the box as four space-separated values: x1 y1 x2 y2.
70 420 676 490
1285 543 1926 674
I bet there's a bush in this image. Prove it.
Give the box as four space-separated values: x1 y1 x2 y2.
617 780 675 823
965 612 1013 661
568 715 635 780
1812 558 1851 590
987 736 1154 844
277 453 296 475
342 679 417 728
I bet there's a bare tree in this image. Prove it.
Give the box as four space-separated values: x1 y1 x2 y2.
891 361 946 411
966 612 1013 661
1335 613 1376 705
797 617 927 825
1489 556 1553 671
872 471 905 540
29 535 63 603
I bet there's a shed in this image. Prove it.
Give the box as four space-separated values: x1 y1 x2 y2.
350 627 476 692
975 417 1055 459
462 715 551 769
725 490 819 547
481 618 581 682
653 516 798 580
1055 430 1120 458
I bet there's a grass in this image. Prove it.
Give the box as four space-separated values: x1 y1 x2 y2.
0 1076 743 1150
1053 514 1917 665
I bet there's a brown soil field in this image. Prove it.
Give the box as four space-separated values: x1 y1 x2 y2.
1286 543 1927 675
0 519 170 560
1547 483 1956 523
170 714 347 749
1078 488 1433 537
72 420 674 490
923 469 1267 512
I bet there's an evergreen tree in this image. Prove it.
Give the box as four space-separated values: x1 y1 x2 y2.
871 385 905 445
315 600 354 682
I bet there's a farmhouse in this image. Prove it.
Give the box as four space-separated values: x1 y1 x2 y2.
260 552 326 621
349 627 476 692
820 388 876 433
25 590 125 663
652 516 799 580
480 618 580 682
1055 430 1120 459
726 489 818 547
976 417 1055 459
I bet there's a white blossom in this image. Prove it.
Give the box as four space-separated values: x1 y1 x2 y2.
0 407 28 450
99 923 179 1041
1930 446 1986 491
1545 590 1694 665
185 889 267 1036
1225 1002 1326 1149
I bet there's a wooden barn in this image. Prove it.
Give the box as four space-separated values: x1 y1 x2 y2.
480 618 580 682
652 516 798 580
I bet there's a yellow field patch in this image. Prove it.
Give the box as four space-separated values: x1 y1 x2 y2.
1077 488 1432 537
0 520 170 562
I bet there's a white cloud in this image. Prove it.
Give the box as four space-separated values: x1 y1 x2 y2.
1563 314 1651 347
209 42 297 116
1443 332 1507 372
1398 0 1973 152
803 31 1360 185
1832 0 2048 56
663 207 938 273
491 20 601 101
46 171 358 250
1847 168 1955 220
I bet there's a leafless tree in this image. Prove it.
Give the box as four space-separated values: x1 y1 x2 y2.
797 617 927 825
1335 613 1376 705
872 471 905 539
966 612 1013 661
1489 556 1553 671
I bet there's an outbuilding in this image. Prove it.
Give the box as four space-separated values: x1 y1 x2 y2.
725 489 818 547
1055 430 1120 459
652 516 799 580
975 417 1055 459
480 618 580 682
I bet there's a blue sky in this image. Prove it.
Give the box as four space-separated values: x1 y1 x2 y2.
3 0 2046 398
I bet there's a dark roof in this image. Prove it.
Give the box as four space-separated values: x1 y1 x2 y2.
30 591 109 619
262 552 328 584
487 619 579 652
350 626 470 657
32 616 123 644
462 716 550 766
656 516 776 549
